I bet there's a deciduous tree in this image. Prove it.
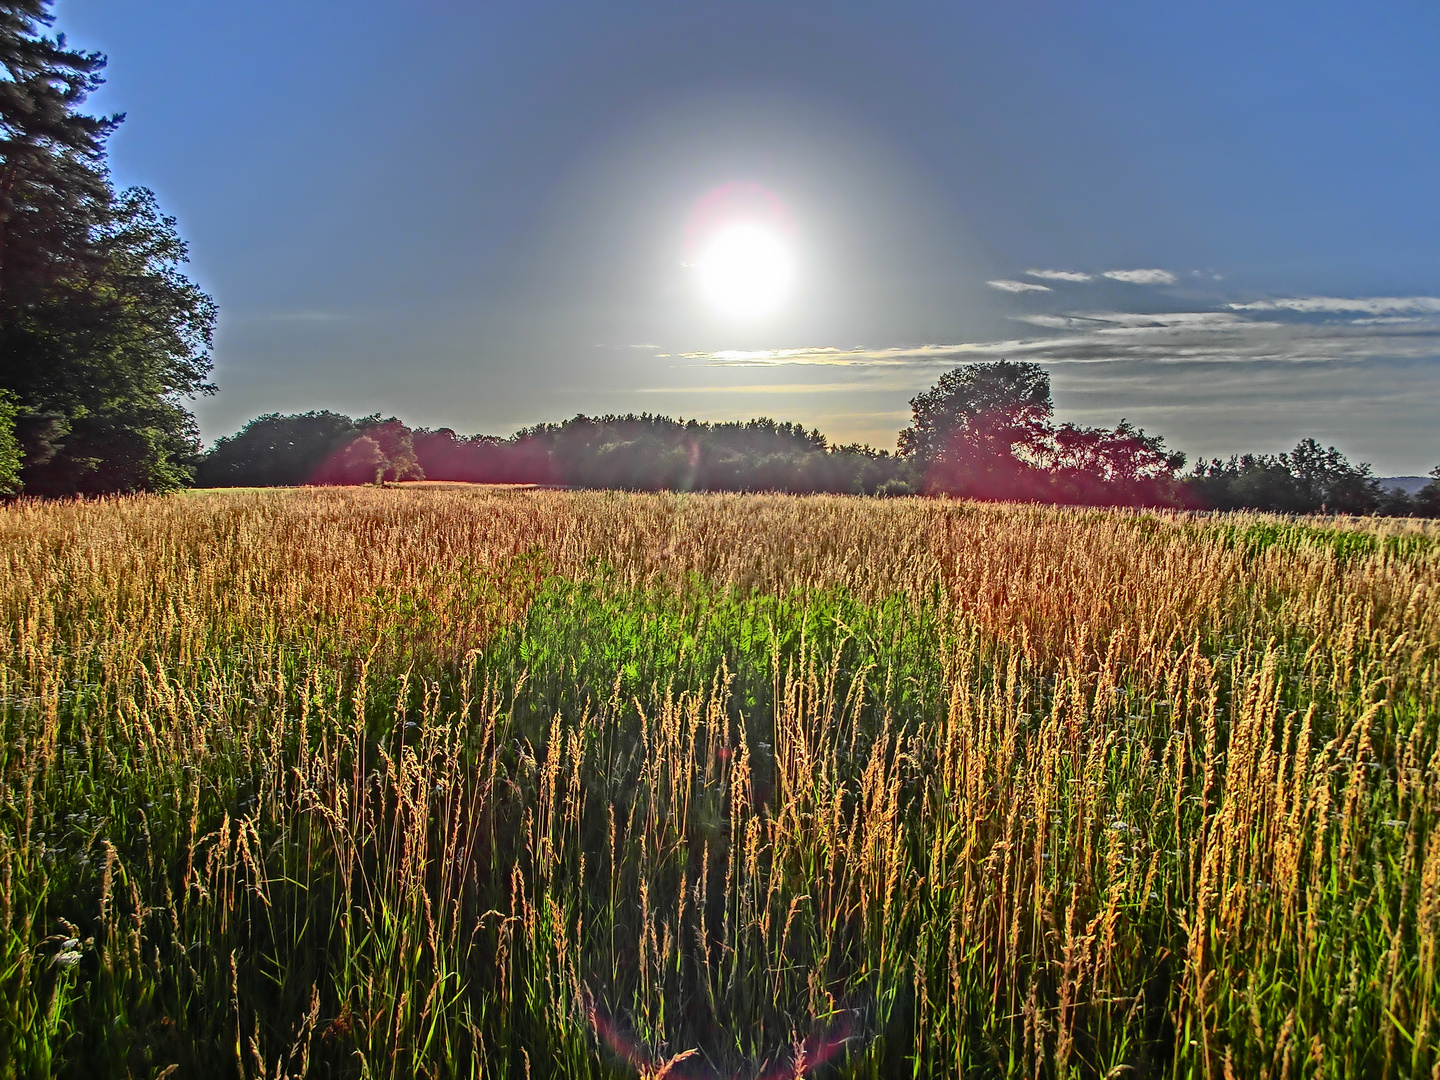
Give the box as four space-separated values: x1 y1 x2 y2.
363 419 424 483
339 435 386 485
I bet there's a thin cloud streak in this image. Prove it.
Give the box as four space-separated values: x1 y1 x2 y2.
987 279 1051 293
1102 269 1177 285
1026 269 1093 282
1229 296 1440 315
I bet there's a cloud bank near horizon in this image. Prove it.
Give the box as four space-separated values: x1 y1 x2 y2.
680 294 1440 369
661 287 1439 471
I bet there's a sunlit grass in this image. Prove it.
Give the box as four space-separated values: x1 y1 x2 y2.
1 488 1436 1077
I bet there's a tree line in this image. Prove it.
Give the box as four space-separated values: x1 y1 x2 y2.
193 361 1440 516
196 411 908 496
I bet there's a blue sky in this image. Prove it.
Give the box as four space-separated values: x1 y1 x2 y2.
59 0 1440 472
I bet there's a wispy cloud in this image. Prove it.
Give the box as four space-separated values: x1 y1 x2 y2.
1025 269 1093 282
684 345 974 366
1016 311 1248 331
1102 269 1177 285
681 347 849 363
1229 296 1440 315
625 380 916 394
989 310 1440 365
987 279 1051 293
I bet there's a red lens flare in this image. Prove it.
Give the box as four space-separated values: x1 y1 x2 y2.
683 181 796 265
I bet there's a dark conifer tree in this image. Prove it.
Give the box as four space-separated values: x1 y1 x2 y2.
0 0 117 304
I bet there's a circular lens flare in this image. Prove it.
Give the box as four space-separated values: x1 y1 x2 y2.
696 222 795 319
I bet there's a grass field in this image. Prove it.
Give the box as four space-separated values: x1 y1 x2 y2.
1 488 1437 1079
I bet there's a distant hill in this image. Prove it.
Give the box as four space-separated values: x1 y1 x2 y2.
1378 476 1432 494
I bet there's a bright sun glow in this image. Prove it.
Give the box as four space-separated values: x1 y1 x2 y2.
696 222 795 319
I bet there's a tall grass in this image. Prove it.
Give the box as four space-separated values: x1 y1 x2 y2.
0 488 1437 1078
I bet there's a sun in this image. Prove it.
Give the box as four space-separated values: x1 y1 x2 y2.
695 222 795 319
685 182 797 320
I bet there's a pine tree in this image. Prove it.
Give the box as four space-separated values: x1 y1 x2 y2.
0 0 117 304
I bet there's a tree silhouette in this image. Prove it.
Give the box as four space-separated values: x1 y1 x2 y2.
196 411 359 487
363 419 423 483
1415 466 1440 518
899 361 1052 497
0 2 215 495
1047 419 1188 506
1187 439 1382 514
899 363 1187 505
